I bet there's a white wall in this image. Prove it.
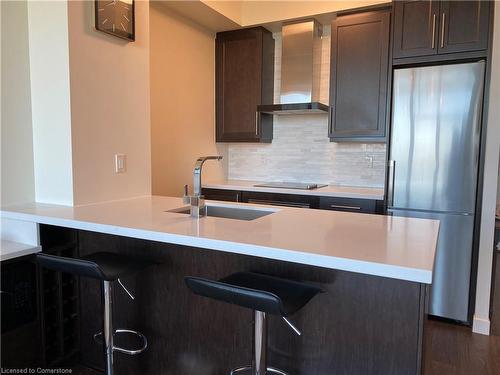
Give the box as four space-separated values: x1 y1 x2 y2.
497 160 500 207
1 1 36 206
150 3 226 197
27 0 74 205
2 1 152 207
68 0 151 205
473 2 500 335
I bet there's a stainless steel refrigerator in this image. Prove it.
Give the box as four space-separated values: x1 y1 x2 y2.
388 61 485 322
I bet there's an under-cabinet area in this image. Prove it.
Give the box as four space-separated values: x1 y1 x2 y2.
202 188 384 214
1 1 499 375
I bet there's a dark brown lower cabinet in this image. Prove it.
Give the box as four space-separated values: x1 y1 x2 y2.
1 258 41 368
319 196 377 214
202 188 384 214
241 191 320 209
0 235 80 369
201 188 242 202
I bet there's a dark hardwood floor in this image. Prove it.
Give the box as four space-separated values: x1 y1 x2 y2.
423 319 500 375
70 365 101 375
72 320 500 375
424 252 500 375
72 253 500 375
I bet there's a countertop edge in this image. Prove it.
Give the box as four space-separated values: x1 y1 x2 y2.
1 239 41 261
1 210 432 284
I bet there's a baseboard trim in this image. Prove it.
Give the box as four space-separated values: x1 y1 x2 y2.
472 315 491 335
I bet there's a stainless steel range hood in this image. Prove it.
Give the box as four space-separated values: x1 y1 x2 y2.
257 20 329 115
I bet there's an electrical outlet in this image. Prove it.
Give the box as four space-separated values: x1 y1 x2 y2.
115 154 126 173
365 155 374 168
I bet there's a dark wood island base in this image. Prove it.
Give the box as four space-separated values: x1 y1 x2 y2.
32 225 427 375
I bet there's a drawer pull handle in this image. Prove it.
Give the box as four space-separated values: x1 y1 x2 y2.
255 112 259 136
387 160 395 207
330 204 361 210
431 14 436 49
440 13 445 48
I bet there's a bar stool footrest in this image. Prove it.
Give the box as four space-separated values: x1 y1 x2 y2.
229 365 251 374
94 328 148 355
267 367 289 375
229 366 289 375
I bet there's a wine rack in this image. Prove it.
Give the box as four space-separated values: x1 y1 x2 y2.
39 225 81 366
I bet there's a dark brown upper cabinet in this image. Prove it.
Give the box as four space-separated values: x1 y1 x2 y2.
329 9 390 142
393 1 490 59
216 27 274 143
439 1 490 54
393 1 439 58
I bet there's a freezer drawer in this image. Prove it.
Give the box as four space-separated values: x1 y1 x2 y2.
389 209 474 322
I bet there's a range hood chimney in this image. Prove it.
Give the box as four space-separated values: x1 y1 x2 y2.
258 19 329 115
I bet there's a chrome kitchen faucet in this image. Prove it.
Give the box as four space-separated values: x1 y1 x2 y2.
184 156 223 218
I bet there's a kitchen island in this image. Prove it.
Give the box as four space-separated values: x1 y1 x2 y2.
1 196 439 374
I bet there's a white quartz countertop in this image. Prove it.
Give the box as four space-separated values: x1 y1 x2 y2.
1 240 41 261
203 179 385 200
1 196 438 283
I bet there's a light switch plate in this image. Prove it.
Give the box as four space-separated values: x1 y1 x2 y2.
115 154 126 173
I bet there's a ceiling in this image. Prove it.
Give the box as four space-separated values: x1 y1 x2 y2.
160 0 391 33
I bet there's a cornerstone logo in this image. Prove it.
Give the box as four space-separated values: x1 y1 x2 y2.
1 369 72 374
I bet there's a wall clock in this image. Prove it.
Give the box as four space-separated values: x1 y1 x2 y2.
95 0 135 41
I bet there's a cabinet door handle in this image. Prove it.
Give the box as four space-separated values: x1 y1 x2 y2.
328 106 334 134
387 159 395 207
431 14 437 49
329 204 361 211
440 13 445 48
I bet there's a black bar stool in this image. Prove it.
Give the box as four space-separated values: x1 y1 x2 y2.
37 252 155 375
185 272 323 375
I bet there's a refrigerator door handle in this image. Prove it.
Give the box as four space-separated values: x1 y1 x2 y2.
387 160 395 207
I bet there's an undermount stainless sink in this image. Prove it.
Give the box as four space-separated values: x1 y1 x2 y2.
167 204 276 221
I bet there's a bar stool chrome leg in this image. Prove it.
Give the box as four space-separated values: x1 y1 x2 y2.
185 272 320 375
229 310 289 375
36 252 154 375
102 280 114 375
253 311 267 375
95 280 148 375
